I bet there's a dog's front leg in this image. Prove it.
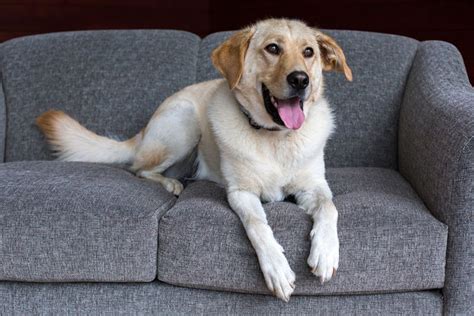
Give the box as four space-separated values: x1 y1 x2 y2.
296 181 339 283
228 190 296 301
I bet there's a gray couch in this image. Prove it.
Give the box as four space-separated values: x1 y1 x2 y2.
0 29 472 315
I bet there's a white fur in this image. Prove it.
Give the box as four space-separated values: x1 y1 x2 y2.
39 19 349 302
50 113 136 164
228 190 295 302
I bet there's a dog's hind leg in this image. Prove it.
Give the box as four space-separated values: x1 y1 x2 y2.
138 168 185 196
131 98 200 195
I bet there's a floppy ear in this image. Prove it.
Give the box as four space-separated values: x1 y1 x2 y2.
211 28 255 89
316 31 353 81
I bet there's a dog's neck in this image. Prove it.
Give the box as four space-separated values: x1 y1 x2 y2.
239 105 282 132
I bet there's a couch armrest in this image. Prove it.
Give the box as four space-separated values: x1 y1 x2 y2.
399 41 473 315
0 70 5 163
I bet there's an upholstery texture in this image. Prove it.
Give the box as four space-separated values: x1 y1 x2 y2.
0 161 175 282
197 30 419 169
0 30 200 162
0 282 443 315
158 168 448 296
399 41 474 315
0 75 4 162
0 29 471 314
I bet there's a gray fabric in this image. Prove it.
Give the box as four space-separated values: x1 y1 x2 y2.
0 30 200 162
158 168 448 296
0 74 5 162
197 30 418 169
0 161 175 282
399 41 474 315
0 281 443 315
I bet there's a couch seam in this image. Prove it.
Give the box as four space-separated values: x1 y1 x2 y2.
0 48 7 163
194 34 202 85
154 196 178 280
397 40 420 172
153 196 177 219
442 135 473 313
158 275 445 298
448 135 473 212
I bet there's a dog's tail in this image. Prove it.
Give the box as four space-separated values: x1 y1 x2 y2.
36 110 139 164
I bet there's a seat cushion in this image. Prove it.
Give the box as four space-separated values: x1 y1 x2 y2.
0 282 443 315
158 168 448 295
0 161 176 282
197 31 418 169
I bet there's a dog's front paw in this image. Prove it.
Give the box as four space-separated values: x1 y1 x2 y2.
307 223 339 283
259 245 296 302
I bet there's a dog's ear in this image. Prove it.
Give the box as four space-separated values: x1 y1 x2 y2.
316 31 353 81
212 28 255 89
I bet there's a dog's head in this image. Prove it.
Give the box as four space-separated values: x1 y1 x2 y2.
212 19 352 130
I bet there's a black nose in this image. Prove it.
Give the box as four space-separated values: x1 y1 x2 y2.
287 71 309 90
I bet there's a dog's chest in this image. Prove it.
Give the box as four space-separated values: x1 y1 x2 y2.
245 136 315 202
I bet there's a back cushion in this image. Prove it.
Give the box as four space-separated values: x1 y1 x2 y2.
198 30 418 169
0 30 200 161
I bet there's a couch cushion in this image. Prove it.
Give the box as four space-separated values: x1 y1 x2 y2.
0 282 443 315
197 31 418 169
0 30 200 162
158 168 448 295
0 161 175 282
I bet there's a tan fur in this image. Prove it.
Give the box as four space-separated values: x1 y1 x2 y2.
316 31 353 81
37 19 352 301
36 110 67 144
211 28 255 89
132 145 168 171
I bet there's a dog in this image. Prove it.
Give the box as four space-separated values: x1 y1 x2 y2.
36 18 352 302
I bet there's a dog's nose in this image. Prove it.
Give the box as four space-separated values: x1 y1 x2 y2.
287 71 309 90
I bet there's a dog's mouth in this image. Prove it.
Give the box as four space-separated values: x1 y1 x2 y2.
262 84 305 130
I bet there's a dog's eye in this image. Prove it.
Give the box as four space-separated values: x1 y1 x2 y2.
303 47 314 58
265 43 280 55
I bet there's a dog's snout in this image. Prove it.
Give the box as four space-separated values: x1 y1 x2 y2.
287 71 309 90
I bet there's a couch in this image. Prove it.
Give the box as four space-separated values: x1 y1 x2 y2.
0 28 472 315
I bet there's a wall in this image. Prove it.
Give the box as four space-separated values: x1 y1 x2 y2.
0 0 472 82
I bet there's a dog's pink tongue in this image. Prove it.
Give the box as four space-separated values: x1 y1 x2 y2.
276 97 305 130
